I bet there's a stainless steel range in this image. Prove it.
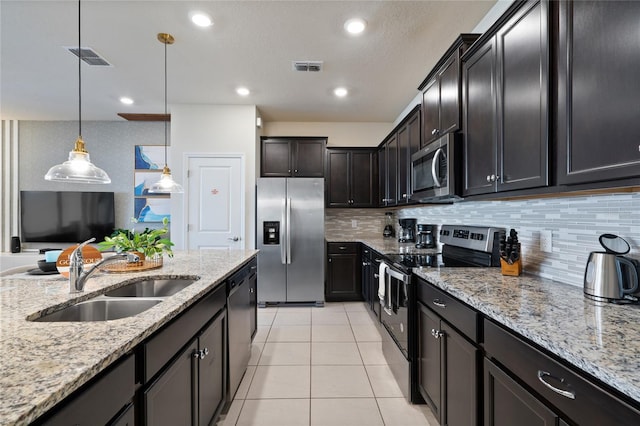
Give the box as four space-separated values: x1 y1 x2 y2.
378 224 504 403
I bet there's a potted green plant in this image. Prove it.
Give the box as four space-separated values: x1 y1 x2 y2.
97 217 174 261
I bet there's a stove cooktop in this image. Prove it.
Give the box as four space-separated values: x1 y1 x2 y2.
384 253 443 269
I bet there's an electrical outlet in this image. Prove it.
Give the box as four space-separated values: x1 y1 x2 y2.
540 230 553 253
351 220 358 228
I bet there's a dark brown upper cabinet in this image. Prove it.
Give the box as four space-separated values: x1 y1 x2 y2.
378 105 421 207
398 107 422 204
326 148 377 208
260 137 326 177
557 1 640 185
379 133 399 207
419 34 480 147
462 0 550 196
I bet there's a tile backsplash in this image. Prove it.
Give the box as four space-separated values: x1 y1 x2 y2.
326 191 640 288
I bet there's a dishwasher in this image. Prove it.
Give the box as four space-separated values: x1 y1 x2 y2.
227 260 255 401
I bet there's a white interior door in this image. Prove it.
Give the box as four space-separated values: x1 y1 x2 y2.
187 155 244 250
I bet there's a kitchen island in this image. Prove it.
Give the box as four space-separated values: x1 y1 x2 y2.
0 249 257 425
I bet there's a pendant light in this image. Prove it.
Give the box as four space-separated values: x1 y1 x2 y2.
148 33 183 194
44 0 110 184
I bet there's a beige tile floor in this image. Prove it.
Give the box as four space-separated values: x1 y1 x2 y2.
217 302 438 426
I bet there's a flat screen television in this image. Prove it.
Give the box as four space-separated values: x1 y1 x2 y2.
20 191 115 243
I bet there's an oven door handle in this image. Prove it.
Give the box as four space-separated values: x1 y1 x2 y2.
431 147 444 188
385 267 410 283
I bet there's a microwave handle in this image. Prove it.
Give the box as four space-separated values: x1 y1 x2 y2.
431 147 444 188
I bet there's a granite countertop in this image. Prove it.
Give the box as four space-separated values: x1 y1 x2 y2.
335 233 640 405
326 233 439 255
0 249 257 426
412 266 640 406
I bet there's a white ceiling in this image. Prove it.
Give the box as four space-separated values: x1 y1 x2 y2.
0 0 497 123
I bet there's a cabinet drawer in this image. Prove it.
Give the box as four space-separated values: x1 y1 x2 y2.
327 242 358 254
417 278 478 342
484 319 640 425
144 284 226 381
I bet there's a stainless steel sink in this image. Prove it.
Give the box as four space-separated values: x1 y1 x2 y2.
104 278 197 298
33 298 162 322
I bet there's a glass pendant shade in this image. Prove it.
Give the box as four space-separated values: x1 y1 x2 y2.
45 137 111 184
44 1 111 184
148 166 183 194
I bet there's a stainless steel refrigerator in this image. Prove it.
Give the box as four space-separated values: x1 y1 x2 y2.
256 178 325 306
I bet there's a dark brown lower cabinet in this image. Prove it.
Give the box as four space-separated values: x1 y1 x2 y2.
198 312 226 426
326 243 362 302
418 304 442 419
418 302 479 426
484 358 562 426
111 403 135 426
144 340 198 426
144 310 227 426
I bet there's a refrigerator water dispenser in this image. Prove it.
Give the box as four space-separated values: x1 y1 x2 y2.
263 221 280 245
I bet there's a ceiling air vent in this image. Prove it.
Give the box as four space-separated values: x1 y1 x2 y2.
66 47 112 66
292 61 323 72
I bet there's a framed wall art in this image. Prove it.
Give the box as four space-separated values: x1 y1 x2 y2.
134 145 169 223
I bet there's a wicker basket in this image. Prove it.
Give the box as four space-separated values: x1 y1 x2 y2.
100 254 163 273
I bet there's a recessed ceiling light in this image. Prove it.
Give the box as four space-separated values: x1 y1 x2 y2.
236 87 250 96
120 97 134 105
191 12 213 27
334 87 348 98
344 18 367 35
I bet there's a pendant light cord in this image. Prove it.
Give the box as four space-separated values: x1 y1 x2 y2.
164 38 168 168
78 0 82 138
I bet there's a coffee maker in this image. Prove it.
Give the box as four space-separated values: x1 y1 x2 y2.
383 212 395 238
416 224 437 249
398 218 417 243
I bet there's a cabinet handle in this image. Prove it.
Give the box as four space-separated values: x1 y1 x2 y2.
250 265 257 271
431 129 438 135
431 328 444 339
362 261 371 266
294 169 298 173
374 274 379 278
402 193 407 198
193 348 209 360
432 299 447 309
338 246 347 250
537 371 575 400
288 169 291 173
486 175 491 183
250 287 255 293
328 258 332 263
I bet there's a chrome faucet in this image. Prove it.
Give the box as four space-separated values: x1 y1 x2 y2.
69 238 140 293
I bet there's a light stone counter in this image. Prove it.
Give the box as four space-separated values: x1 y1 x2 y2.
330 231 640 406
326 233 439 255
0 249 257 425
412 267 640 406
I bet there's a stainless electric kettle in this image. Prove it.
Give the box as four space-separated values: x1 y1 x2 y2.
584 234 639 302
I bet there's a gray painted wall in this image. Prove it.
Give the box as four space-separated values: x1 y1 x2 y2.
18 120 165 248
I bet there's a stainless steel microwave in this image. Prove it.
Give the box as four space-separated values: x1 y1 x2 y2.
410 132 462 203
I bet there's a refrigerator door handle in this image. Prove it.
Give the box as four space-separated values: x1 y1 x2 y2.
286 197 292 264
280 198 287 265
